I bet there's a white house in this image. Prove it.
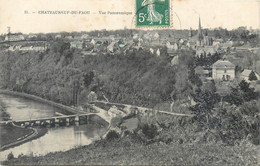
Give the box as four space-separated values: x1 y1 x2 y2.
212 59 235 81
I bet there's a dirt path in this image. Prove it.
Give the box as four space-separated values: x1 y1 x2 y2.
94 101 194 117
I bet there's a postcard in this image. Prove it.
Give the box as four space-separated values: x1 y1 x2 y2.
0 0 259 165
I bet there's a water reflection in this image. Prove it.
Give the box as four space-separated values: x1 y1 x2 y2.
0 94 65 121
0 94 108 161
0 124 107 160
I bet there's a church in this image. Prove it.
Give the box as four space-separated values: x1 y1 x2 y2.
193 17 218 58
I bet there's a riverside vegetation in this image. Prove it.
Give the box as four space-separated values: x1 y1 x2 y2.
0 36 259 165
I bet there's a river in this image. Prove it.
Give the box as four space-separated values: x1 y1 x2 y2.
0 94 108 161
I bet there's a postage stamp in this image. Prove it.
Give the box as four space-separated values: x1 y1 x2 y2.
136 0 170 27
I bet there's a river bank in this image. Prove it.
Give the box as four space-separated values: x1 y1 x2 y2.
0 125 48 151
2 128 259 165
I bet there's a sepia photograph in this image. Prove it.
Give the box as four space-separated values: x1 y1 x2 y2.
0 0 259 165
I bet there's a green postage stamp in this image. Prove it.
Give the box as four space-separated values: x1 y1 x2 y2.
136 0 170 27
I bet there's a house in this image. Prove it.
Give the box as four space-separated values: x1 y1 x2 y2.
196 46 218 57
70 41 83 49
90 39 95 45
81 34 89 39
212 59 235 81
27 34 37 40
156 49 160 57
171 55 179 66
133 33 139 40
65 36 73 40
166 41 178 50
4 34 25 41
107 42 116 53
179 38 185 45
55 34 62 39
252 80 260 92
108 105 125 118
149 48 154 54
167 48 177 57
153 33 159 40
240 69 260 82
33 46 46 52
8 45 21 51
20 46 34 51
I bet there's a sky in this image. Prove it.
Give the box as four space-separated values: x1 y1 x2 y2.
0 0 259 34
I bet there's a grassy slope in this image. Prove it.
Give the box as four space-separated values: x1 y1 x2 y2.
2 135 259 165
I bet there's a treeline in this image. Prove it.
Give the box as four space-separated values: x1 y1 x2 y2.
0 44 194 108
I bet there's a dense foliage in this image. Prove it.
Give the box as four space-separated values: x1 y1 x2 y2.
0 46 194 108
190 80 259 145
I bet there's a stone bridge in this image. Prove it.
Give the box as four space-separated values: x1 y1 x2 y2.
0 113 98 127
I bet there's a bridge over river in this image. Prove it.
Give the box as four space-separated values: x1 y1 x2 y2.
0 113 99 127
0 90 113 127
0 105 113 127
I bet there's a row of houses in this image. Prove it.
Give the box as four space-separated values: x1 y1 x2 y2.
4 34 25 41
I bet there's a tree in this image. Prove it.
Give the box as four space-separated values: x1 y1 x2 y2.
224 80 258 105
83 71 95 88
249 71 257 81
191 85 220 126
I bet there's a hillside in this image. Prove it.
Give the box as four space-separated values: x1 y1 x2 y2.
0 45 194 108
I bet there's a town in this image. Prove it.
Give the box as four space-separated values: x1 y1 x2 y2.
1 18 259 90
0 17 259 165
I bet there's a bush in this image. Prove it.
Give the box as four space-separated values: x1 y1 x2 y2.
7 152 14 160
105 130 120 141
141 124 158 139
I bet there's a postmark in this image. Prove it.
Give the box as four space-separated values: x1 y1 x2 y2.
136 0 170 27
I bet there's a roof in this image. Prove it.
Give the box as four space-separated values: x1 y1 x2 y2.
240 69 252 77
241 70 260 80
212 60 235 68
